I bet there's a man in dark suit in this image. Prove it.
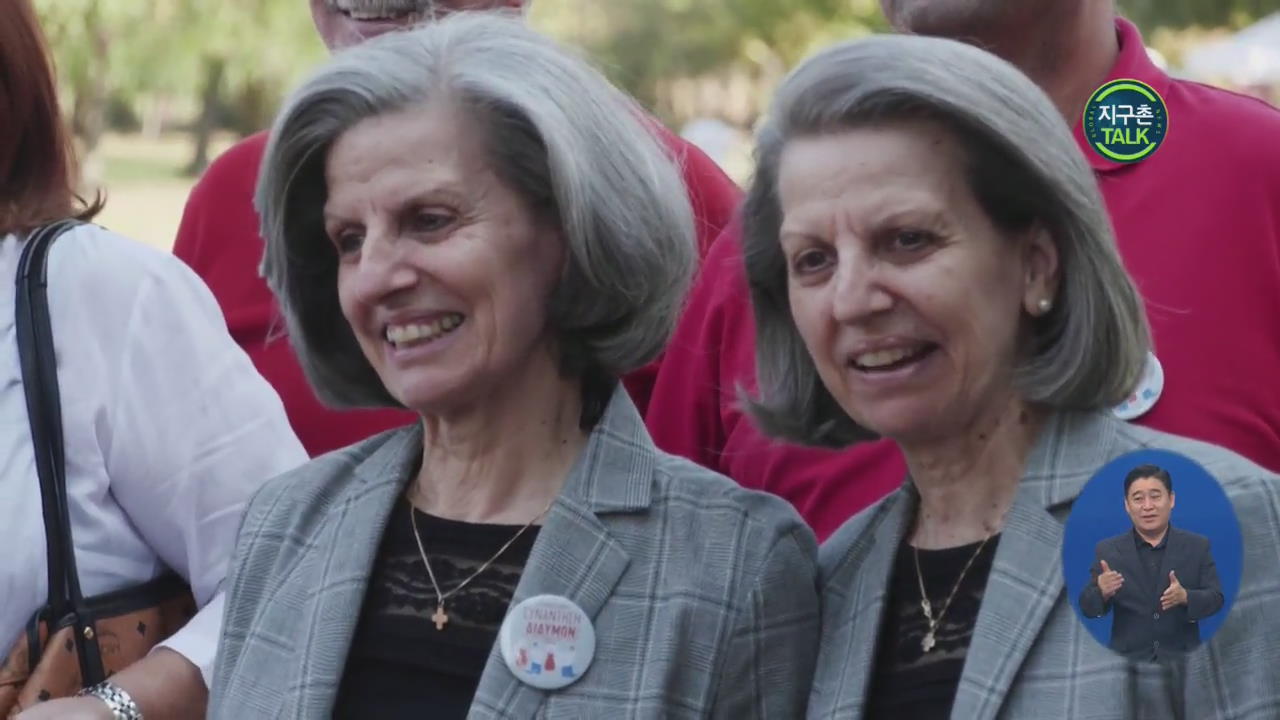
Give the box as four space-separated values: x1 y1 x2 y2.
1079 464 1224 660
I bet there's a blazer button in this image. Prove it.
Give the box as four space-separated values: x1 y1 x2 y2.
1153 612 1160 620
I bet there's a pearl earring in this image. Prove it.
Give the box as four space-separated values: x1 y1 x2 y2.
1037 298 1052 313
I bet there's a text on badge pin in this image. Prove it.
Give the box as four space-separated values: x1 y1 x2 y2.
500 594 596 689
522 605 583 642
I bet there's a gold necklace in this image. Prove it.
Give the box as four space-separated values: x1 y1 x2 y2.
408 498 553 631
912 533 992 653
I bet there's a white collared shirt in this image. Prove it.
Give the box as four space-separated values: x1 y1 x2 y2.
0 224 308 686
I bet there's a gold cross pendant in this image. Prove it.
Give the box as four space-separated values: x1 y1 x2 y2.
921 631 936 652
432 605 449 631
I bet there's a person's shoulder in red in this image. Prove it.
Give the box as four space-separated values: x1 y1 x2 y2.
173 132 270 278
1082 17 1280 193
1136 77 1280 469
1080 18 1280 473
644 221 752 473
651 125 743 257
1163 76 1280 175
617 120 742 413
172 131 273 337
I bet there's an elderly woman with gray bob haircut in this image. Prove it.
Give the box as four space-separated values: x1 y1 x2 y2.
209 12 820 720
743 33 1280 719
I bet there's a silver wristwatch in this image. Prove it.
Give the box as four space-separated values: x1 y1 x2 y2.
78 681 144 720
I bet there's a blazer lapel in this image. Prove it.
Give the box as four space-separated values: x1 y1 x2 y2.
950 489 1066 720
816 489 912 718
287 426 422 718
951 411 1120 720
469 387 651 719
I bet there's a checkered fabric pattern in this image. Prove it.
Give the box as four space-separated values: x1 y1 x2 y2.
209 386 821 719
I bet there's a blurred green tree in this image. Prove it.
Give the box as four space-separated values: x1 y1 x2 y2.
37 0 323 176
34 0 1279 180
1118 0 1279 31
532 0 889 124
532 0 1279 126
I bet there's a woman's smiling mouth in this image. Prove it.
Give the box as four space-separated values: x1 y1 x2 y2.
385 313 465 350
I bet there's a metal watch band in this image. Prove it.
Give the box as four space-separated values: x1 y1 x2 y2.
78 681 144 720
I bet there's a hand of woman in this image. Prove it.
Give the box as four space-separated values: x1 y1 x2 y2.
15 696 112 720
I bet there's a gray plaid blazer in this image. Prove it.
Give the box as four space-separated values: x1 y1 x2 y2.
810 410 1280 720
209 386 820 719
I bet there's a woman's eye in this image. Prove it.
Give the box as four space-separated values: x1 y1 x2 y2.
410 211 453 234
332 230 364 256
791 248 832 274
888 230 934 252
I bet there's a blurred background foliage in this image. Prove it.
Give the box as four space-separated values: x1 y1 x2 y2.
31 0 1280 247
37 0 324 179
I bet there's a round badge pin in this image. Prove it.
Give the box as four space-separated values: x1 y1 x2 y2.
499 594 595 690
1082 78 1168 163
1113 351 1164 421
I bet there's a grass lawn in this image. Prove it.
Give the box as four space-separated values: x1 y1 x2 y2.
93 132 238 252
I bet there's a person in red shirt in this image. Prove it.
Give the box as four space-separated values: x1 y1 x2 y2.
646 1 1280 541
173 0 740 457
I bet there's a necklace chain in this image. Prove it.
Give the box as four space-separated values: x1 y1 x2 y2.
912 533 992 653
408 497 553 630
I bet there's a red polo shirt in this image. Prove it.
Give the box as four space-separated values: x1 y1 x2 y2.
644 18 1280 541
173 129 740 457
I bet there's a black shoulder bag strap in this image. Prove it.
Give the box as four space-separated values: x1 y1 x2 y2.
14 219 107 687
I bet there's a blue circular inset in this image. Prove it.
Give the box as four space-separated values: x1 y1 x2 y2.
1062 449 1243 657
1082 78 1169 163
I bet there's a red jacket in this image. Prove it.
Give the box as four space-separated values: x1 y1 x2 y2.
173 128 740 457
644 18 1280 541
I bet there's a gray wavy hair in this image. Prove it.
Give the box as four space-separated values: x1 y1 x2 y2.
255 11 695 426
742 33 1151 447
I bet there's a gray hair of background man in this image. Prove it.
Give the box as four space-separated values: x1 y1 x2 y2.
256 11 696 421
742 33 1151 448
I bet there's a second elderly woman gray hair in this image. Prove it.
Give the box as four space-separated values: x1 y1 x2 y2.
256 11 695 425
743 33 1150 447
